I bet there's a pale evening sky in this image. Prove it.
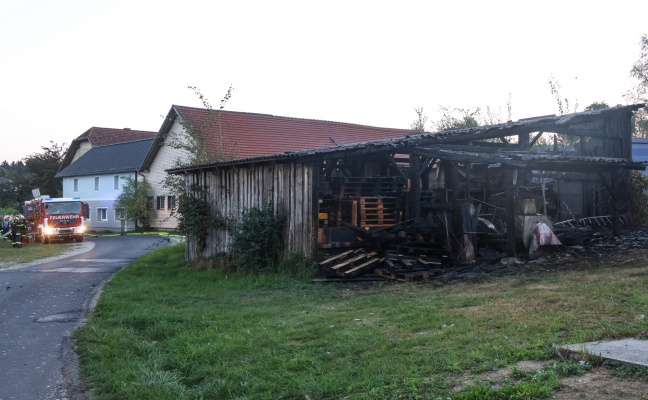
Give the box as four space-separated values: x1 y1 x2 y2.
1 0 646 163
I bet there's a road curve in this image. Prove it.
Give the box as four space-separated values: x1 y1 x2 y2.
0 235 181 400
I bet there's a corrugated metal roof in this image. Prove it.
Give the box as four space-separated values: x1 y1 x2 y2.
56 139 154 177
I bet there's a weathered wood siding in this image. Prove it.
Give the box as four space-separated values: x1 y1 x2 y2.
185 159 317 260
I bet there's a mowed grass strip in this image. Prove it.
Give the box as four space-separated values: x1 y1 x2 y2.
0 235 78 266
74 244 648 399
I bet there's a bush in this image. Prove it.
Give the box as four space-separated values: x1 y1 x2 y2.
626 171 648 225
228 200 286 273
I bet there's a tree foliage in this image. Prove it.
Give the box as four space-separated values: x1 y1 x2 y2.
0 161 31 209
547 75 581 147
425 95 512 132
627 34 648 138
114 176 153 229
23 141 66 198
584 101 610 112
166 85 235 167
163 86 236 256
548 74 578 116
435 106 482 131
630 35 648 100
410 107 428 132
626 170 648 226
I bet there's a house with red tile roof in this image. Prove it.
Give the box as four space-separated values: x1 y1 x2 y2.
59 127 158 172
56 127 158 232
139 105 417 229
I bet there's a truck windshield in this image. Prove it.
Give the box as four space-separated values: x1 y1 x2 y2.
45 201 81 215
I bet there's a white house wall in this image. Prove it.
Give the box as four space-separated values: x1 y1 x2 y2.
71 141 92 163
61 172 136 232
141 119 190 230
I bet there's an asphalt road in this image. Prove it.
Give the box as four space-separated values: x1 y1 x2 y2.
0 235 179 400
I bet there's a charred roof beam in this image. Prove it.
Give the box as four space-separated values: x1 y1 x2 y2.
412 148 528 168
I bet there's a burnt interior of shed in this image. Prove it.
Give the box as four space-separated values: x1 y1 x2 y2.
315 108 642 274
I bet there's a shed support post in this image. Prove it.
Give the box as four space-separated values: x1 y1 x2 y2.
408 154 421 220
505 168 518 257
519 133 530 150
611 170 620 238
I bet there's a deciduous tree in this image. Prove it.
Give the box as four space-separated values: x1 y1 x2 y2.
23 141 66 198
114 176 153 229
584 101 610 112
0 161 31 209
435 106 482 130
627 34 648 138
163 86 235 251
409 107 428 132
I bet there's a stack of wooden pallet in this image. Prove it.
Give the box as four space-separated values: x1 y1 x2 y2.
358 197 398 228
374 251 446 282
318 249 383 278
318 247 452 282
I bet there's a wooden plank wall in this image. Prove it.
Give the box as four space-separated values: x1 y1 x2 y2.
185 160 316 260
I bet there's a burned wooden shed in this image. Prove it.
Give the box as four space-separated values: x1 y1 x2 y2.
169 104 646 270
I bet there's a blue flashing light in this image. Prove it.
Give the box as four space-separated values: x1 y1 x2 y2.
44 197 52 201
72 197 81 200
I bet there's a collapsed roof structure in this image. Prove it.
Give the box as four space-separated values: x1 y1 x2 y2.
169 104 646 278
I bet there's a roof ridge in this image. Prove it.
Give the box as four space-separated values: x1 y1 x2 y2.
88 126 157 132
92 138 155 147
171 104 413 131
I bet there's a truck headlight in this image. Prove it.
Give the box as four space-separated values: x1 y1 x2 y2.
43 227 54 235
78 226 86 233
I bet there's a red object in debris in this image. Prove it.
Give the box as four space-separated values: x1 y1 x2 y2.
22 237 29 244
529 221 563 257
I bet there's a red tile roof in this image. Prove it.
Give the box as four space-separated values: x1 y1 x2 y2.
76 127 157 146
173 106 416 160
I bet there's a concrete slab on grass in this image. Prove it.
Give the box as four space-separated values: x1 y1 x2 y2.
559 338 648 368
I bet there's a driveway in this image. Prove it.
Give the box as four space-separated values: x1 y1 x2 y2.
0 235 180 400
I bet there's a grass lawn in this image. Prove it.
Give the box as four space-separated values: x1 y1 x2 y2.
0 234 79 267
74 244 648 399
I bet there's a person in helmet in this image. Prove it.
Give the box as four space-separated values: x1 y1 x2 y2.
11 216 26 248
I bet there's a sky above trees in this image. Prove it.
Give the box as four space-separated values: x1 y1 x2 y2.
2 0 647 163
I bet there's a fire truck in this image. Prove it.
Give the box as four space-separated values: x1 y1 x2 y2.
23 197 90 244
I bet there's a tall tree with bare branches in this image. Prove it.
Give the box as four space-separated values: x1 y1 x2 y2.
627 34 648 138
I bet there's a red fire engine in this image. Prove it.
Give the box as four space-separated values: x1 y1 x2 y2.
23 197 89 244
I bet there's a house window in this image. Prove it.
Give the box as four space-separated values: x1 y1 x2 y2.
115 208 125 221
97 208 108 221
167 195 176 210
94 177 100 191
114 176 119 190
156 196 165 210
73 179 78 192
147 196 154 210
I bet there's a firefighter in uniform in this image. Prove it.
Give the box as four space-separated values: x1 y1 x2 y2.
11 215 26 248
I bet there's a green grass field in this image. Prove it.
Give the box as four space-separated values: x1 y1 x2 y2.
74 244 648 399
0 234 80 266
